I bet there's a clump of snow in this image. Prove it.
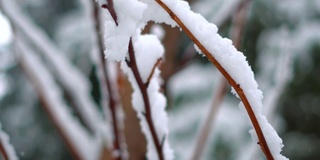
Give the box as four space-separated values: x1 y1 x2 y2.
103 0 147 61
133 35 164 82
139 0 177 26
0 123 18 160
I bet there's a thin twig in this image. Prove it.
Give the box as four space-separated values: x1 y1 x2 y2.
191 77 228 160
154 1 273 159
92 1 123 159
126 38 164 160
231 0 251 49
146 58 162 87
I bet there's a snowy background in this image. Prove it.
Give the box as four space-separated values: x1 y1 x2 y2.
1 0 320 159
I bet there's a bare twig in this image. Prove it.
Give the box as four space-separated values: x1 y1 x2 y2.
146 58 162 87
231 0 251 50
191 77 228 160
154 1 273 159
126 38 164 160
92 1 124 159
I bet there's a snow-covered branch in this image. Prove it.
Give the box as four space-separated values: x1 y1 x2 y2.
91 1 126 159
154 0 287 159
123 38 166 160
16 37 102 160
1 0 106 135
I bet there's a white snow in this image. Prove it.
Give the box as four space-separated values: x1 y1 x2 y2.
0 13 13 46
0 123 18 160
134 35 164 82
103 0 147 61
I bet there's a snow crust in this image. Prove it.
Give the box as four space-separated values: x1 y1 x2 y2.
0 123 18 160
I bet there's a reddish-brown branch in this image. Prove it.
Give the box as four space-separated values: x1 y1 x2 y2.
154 1 273 159
126 38 164 160
101 0 118 26
93 1 123 159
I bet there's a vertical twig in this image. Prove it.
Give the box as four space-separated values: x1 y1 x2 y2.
92 1 123 159
191 77 228 160
126 38 164 160
154 0 274 159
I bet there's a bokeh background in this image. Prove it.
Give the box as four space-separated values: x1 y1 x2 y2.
1 0 320 159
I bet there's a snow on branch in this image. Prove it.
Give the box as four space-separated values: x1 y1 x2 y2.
90 1 126 159
0 123 18 160
122 37 173 160
100 0 174 159
16 38 102 160
1 0 106 136
153 0 288 159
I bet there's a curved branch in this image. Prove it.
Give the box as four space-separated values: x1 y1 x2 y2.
154 0 273 159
